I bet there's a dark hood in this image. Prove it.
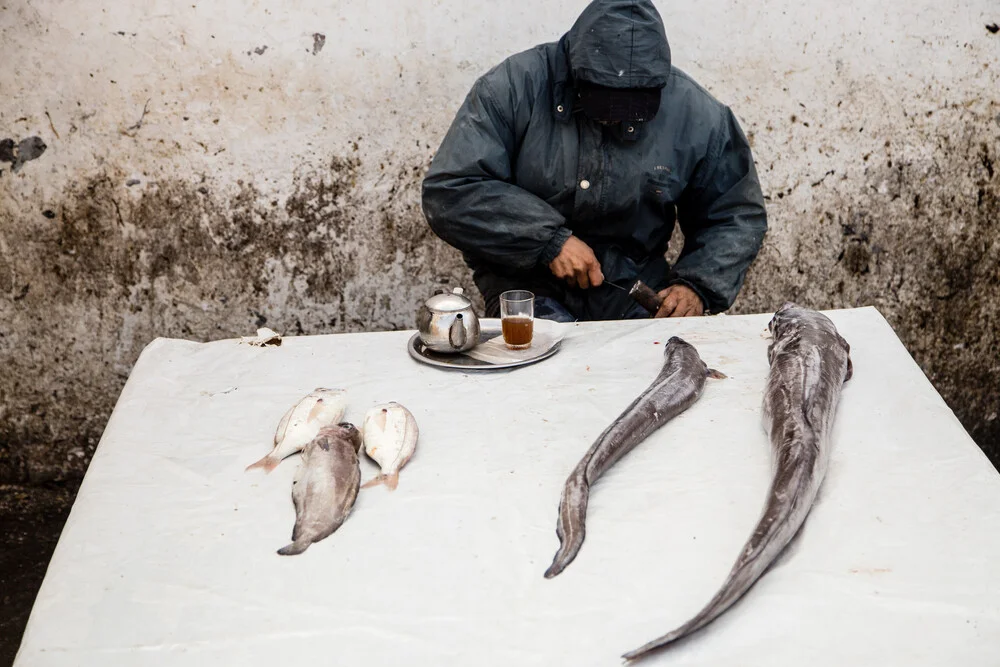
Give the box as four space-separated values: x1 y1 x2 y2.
564 0 671 89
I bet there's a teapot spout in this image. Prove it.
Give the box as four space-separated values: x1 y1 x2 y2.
449 314 468 350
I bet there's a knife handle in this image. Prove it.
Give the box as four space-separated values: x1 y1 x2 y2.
628 280 664 315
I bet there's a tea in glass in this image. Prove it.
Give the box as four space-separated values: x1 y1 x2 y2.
499 290 534 349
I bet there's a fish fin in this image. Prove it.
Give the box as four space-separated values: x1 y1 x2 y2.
383 472 399 491
244 453 280 473
277 540 310 556
361 474 385 489
707 368 727 379
306 398 326 422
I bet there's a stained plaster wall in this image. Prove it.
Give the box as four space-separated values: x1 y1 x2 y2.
0 0 998 482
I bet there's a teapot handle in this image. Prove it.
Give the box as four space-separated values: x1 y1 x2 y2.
449 314 468 350
415 305 433 333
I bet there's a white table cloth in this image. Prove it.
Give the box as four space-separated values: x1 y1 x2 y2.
14 307 1000 666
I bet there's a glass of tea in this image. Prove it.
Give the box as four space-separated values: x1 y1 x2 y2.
499 290 534 349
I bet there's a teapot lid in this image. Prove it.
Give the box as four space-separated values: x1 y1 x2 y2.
425 287 472 312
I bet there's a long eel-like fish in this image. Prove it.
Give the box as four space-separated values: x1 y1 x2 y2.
623 302 853 661
544 336 724 579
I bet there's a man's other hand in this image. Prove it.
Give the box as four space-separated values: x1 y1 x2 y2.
654 284 704 318
548 235 604 289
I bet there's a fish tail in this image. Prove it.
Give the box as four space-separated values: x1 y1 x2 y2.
244 453 280 473
620 564 759 662
622 465 818 660
277 539 310 556
544 472 589 579
361 474 385 489
361 472 399 490
384 472 399 491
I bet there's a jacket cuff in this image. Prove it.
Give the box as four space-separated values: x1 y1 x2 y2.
539 227 572 266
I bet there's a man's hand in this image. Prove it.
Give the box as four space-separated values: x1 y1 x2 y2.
548 235 604 289
654 284 704 318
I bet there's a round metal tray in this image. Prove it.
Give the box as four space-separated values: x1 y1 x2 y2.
406 320 562 371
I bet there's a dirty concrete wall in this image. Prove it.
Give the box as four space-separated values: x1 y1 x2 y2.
0 0 997 482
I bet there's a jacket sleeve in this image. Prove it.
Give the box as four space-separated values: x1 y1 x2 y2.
672 107 768 313
421 68 572 271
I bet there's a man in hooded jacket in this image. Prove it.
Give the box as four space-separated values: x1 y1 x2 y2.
421 0 767 322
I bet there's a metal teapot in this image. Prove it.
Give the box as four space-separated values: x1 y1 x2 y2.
416 287 481 353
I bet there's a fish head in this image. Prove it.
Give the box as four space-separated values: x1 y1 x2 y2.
313 422 362 453
767 304 853 378
661 335 699 359
768 302 799 335
661 336 711 376
768 302 839 340
336 422 363 453
661 336 693 354
770 303 841 337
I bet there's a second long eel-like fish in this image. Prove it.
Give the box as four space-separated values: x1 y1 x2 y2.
622 302 853 661
544 336 724 579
